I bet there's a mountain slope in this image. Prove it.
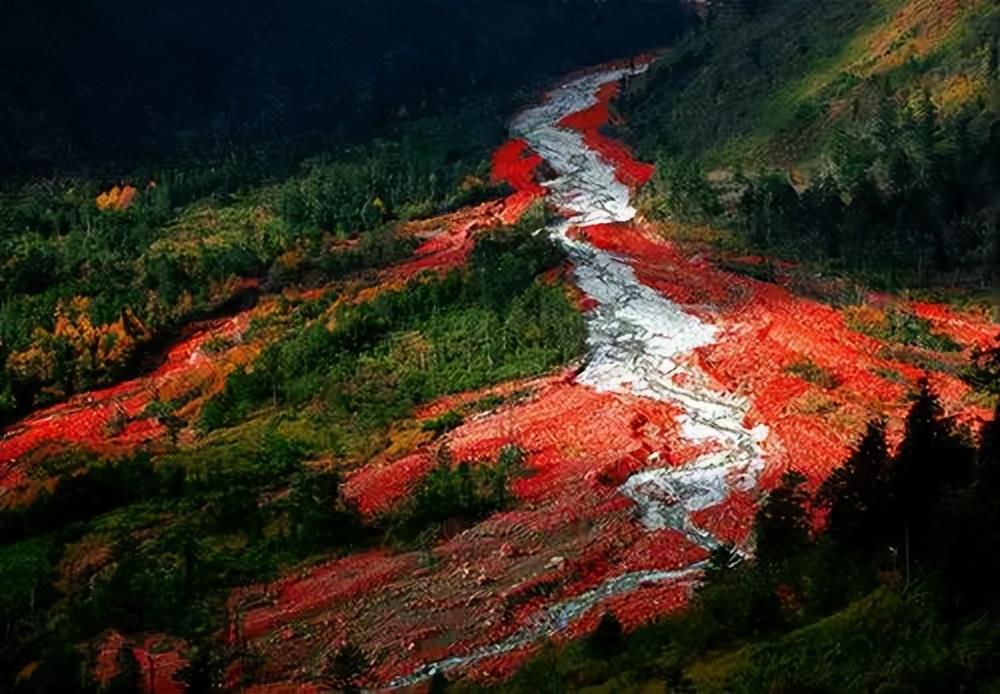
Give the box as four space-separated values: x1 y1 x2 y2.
620 0 998 289
625 0 998 169
0 0 695 177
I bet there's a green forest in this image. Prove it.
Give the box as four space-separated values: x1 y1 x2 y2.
0 102 507 419
623 0 999 291
0 212 584 690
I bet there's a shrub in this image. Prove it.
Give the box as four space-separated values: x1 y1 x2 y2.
588 611 625 657
785 359 839 389
421 410 464 435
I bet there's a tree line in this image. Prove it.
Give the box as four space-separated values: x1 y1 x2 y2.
648 91 999 289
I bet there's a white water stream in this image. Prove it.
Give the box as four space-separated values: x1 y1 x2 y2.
390 64 768 687
512 66 768 546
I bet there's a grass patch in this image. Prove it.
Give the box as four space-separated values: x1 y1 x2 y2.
384 444 527 545
846 307 963 352
785 359 840 389
421 410 465 436
199 211 586 452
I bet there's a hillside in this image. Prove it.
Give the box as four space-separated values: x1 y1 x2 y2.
626 0 997 169
0 0 694 177
621 0 999 289
0 2 998 693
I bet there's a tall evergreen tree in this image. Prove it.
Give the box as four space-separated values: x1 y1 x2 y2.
288 468 349 552
932 403 1000 610
890 380 975 561
322 642 369 693
817 419 892 548
754 470 811 562
588 611 625 657
428 670 450 694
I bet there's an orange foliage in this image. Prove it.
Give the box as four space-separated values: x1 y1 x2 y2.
1 309 260 481
460 175 486 193
96 185 138 211
5 297 145 391
842 303 888 335
933 73 984 114
5 337 58 386
863 0 964 75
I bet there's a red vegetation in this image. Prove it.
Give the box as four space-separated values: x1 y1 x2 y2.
94 632 186 694
227 59 995 688
389 199 529 281
234 380 729 685
910 300 997 349
580 221 993 485
342 451 436 517
491 138 547 223
4 55 996 691
231 550 422 643
0 312 257 491
0 186 543 494
559 83 654 187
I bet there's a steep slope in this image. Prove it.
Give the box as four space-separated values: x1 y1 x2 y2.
1 0 695 176
624 0 998 169
220 60 992 690
617 0 999 291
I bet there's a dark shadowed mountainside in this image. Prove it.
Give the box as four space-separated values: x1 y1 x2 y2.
0 0 694 178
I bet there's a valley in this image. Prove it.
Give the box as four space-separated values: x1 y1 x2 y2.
1 1 998 692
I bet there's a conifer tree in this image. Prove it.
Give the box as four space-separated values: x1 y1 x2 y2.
588 610 624 657
890 380 974 564
754 470 811 562
817 419 892 548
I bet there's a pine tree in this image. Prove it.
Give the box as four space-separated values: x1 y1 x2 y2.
323 642 369 693
588 610 624 657
817 419 892 548
428 670 450 694
890 380 975 563
288 468 347 551
931 403 1000 609
703 543 742 583
754 470 811 562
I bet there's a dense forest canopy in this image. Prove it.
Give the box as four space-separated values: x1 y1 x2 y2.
0 0 694 178
621 0 1000 289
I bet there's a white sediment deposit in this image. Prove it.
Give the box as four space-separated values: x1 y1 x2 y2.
392 64 769 688
512 65 768 550
390 565 704 687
